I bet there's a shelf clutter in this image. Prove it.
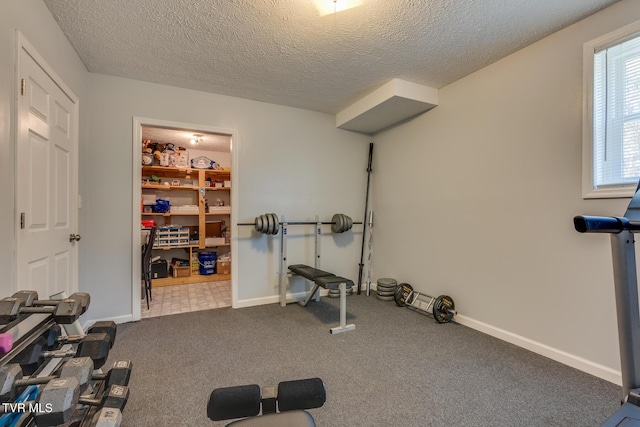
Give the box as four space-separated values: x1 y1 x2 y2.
141 158 231 287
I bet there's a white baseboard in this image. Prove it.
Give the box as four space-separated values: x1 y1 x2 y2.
235 289 329 309
456 314 621 385
81 314 134 330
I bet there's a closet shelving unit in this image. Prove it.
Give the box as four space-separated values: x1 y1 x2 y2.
141 165 231 286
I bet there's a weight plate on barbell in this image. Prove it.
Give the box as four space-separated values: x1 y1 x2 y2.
333 213 342 234
265 213 273 234
346 215 353 232
269 213 276 235
394 283 413 307
433 295 455 323
266 213 273 235
254 215 262 233
271 213 279 235
268 213 276 235
265 213 272 235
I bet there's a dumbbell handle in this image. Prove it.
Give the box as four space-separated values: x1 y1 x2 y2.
19 306 57 315
79 384 129 410
41 349 77 359
13 375 57 388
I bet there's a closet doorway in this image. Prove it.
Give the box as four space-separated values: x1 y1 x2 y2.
132 118 238 321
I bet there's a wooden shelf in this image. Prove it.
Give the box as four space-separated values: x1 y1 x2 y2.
151 243 230 250
152 245 197 250
142 184 198 190
142 165 230 179
152 273 231 287
142 212 199 217
206 243 231 248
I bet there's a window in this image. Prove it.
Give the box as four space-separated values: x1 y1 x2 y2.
583 20 640 198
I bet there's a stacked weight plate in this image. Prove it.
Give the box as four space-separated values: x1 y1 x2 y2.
327 287 353 298
375 278 397 301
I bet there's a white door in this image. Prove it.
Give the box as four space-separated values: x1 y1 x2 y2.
16 35 79 299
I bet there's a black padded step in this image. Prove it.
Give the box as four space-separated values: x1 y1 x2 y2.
288 264 334 280
314 276 354 290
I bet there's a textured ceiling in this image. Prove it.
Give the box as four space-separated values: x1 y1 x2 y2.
44 0 620 115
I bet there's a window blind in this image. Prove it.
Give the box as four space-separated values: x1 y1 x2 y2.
593 35 640 188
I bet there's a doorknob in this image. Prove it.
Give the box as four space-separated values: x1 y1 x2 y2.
69 234 81 242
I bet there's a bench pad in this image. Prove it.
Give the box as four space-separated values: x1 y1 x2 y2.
288 264 334 280
314 276 354 290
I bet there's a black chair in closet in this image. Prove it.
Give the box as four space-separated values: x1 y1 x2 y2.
141 226 157 310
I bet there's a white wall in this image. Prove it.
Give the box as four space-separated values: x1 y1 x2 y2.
82 73 370 320
372 0 640 382
0 1 88 295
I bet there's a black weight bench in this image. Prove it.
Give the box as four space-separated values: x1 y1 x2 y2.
288 264 356 334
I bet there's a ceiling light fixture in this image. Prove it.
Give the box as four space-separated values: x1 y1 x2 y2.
314 0 362 16
190 134 203 146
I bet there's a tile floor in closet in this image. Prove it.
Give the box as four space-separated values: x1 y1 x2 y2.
141 280 231 318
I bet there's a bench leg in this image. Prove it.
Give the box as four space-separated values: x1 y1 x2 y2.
330 283 356 334
299 283 320 307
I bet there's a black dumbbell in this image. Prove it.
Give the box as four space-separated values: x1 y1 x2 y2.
15 334 110 375
93 360 132 389
88 321 117 349
60 357 133 393
35 376 129 427
88 407 123 427
0 297 81 324
12 290 91 315
42 322 117 351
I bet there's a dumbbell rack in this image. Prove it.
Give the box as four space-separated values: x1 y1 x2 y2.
0 308 112 426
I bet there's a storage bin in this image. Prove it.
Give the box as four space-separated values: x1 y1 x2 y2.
171 263 190 278
205 237 226 246
217 260 231 275
151 259 168 279
198 252 217 275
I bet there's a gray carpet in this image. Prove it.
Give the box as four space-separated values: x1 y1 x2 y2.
105 294 621 426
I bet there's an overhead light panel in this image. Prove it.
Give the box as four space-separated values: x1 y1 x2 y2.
314 0 362 16
190 134 203 146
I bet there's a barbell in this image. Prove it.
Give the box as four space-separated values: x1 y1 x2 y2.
394 283 457 324
238 213 361 235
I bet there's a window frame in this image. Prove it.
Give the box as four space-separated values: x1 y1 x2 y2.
583 19 640 199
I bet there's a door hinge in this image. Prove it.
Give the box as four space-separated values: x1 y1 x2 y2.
20 213 25 229
20 79 25 96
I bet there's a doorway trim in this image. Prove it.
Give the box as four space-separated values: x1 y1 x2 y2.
131 117 239 321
